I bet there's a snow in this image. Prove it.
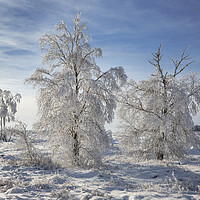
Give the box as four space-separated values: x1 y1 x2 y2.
0 136 199 200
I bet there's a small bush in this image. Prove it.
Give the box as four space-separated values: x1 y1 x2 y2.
12 121 56 169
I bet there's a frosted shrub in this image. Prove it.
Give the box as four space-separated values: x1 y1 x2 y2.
13 122 54 169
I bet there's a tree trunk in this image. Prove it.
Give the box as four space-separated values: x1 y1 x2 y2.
73 132 79 155
156 132 165 160
73 66 80 164
2 117 7 141
72 131 80 164
72 114 80 164
0 117 2 140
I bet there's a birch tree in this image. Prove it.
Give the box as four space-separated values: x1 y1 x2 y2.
0 89 21 141
26 12 127 166
118 45 200 160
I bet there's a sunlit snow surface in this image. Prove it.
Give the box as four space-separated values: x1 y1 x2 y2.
0 136 199 199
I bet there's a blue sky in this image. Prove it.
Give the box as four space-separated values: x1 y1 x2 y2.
0 0 200 127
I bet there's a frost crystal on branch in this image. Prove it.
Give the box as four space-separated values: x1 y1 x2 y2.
26 12 127 166
118 45 200 160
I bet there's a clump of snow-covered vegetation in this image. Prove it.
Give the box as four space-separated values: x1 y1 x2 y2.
0 12 199 199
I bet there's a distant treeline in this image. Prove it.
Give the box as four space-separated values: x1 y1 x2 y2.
194 125 200 131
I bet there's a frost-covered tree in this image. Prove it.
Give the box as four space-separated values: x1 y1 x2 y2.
118 45 200 160
26 12 127 166
0 89 21 141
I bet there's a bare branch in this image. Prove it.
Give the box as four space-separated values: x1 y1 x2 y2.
149 44 165 81
171 46 195 77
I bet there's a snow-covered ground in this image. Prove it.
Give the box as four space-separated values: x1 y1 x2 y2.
0 137 199 200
